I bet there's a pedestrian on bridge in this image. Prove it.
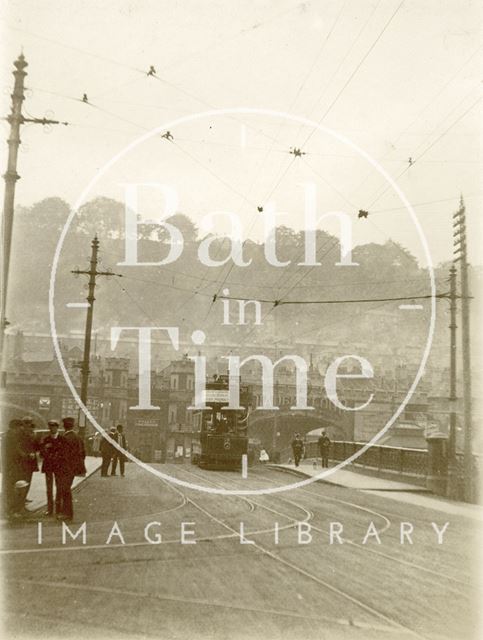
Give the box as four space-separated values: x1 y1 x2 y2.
318 429 331 468
110 424 127 477
291 433 304 468
100 429 116 477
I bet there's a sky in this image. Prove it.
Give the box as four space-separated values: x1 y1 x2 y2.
0 0 481 267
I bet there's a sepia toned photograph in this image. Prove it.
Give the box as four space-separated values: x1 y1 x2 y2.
0 1 481 639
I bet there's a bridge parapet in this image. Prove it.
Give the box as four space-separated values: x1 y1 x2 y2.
302 440 429 483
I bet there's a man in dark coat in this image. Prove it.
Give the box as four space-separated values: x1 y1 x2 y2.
1 419 26 517
100 428 117 477
291 433 304 468
110 424 127 477
56 417 86 521
40 420 63 516
318 429 331 468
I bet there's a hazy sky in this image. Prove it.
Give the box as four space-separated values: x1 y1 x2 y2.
0 0 481 266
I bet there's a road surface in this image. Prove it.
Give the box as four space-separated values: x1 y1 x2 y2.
1 463 480 640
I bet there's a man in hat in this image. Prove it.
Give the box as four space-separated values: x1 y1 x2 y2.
56 417 86 521
318 429 330 468
108 426 120 476
318 429 331 468
291 433 304 468
99 427 117 477
40 420 63 516
110 424 127 477
99 433 111 477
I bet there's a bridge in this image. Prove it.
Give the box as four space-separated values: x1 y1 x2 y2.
247 405 354 455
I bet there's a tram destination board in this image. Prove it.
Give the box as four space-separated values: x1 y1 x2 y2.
202 389 230 404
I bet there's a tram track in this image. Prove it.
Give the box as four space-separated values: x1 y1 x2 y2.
0 470 308 556
238 467 475 590
166 465 429 640
2 464 475 595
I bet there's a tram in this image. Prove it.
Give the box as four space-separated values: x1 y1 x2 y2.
191 375 250 470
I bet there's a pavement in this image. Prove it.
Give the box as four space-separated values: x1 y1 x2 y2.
270 460 483 522
0 455 102 514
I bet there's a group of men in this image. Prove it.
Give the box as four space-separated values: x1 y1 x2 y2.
2 416 86 521
99 424 127 477
291 429 331 468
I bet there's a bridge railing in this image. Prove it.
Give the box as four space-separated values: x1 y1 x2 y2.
303 440 428 478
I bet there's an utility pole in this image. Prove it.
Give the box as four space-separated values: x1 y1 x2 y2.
1 53 68 386
453 196 473 502
72 236 121 440
446 264 458 499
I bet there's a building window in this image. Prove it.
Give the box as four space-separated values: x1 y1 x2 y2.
169 404 177 424
170 375 178 390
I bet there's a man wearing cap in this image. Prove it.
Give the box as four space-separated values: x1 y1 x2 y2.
110 424 127 477
291 433 304 468
40 420 63 516
318 429 331 469
56 417 86 521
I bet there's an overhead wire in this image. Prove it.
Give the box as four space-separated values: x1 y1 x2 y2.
371 192 481 214
170 139 258 209
238 0 405 297
1 22 144 73
282 75 480 291
348 44 482 199
305 0 383 122
99 245 442 292
366 94 481 210
300 0 405 150
8 10 473 333
161 3 300 74
108 256 441 309
202 1 353 308
301 156 391 244
113 277 161 328
272 294 418 345
289 0 349 110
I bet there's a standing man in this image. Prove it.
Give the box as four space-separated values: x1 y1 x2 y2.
111 424 127 477
318 429 331 468
107 426 119 476
56 417 86 522
291 433 304 468
1 419 25 517
40 420 63 516
100 431 115 477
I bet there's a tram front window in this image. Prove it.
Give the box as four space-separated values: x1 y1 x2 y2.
202 409 237 434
